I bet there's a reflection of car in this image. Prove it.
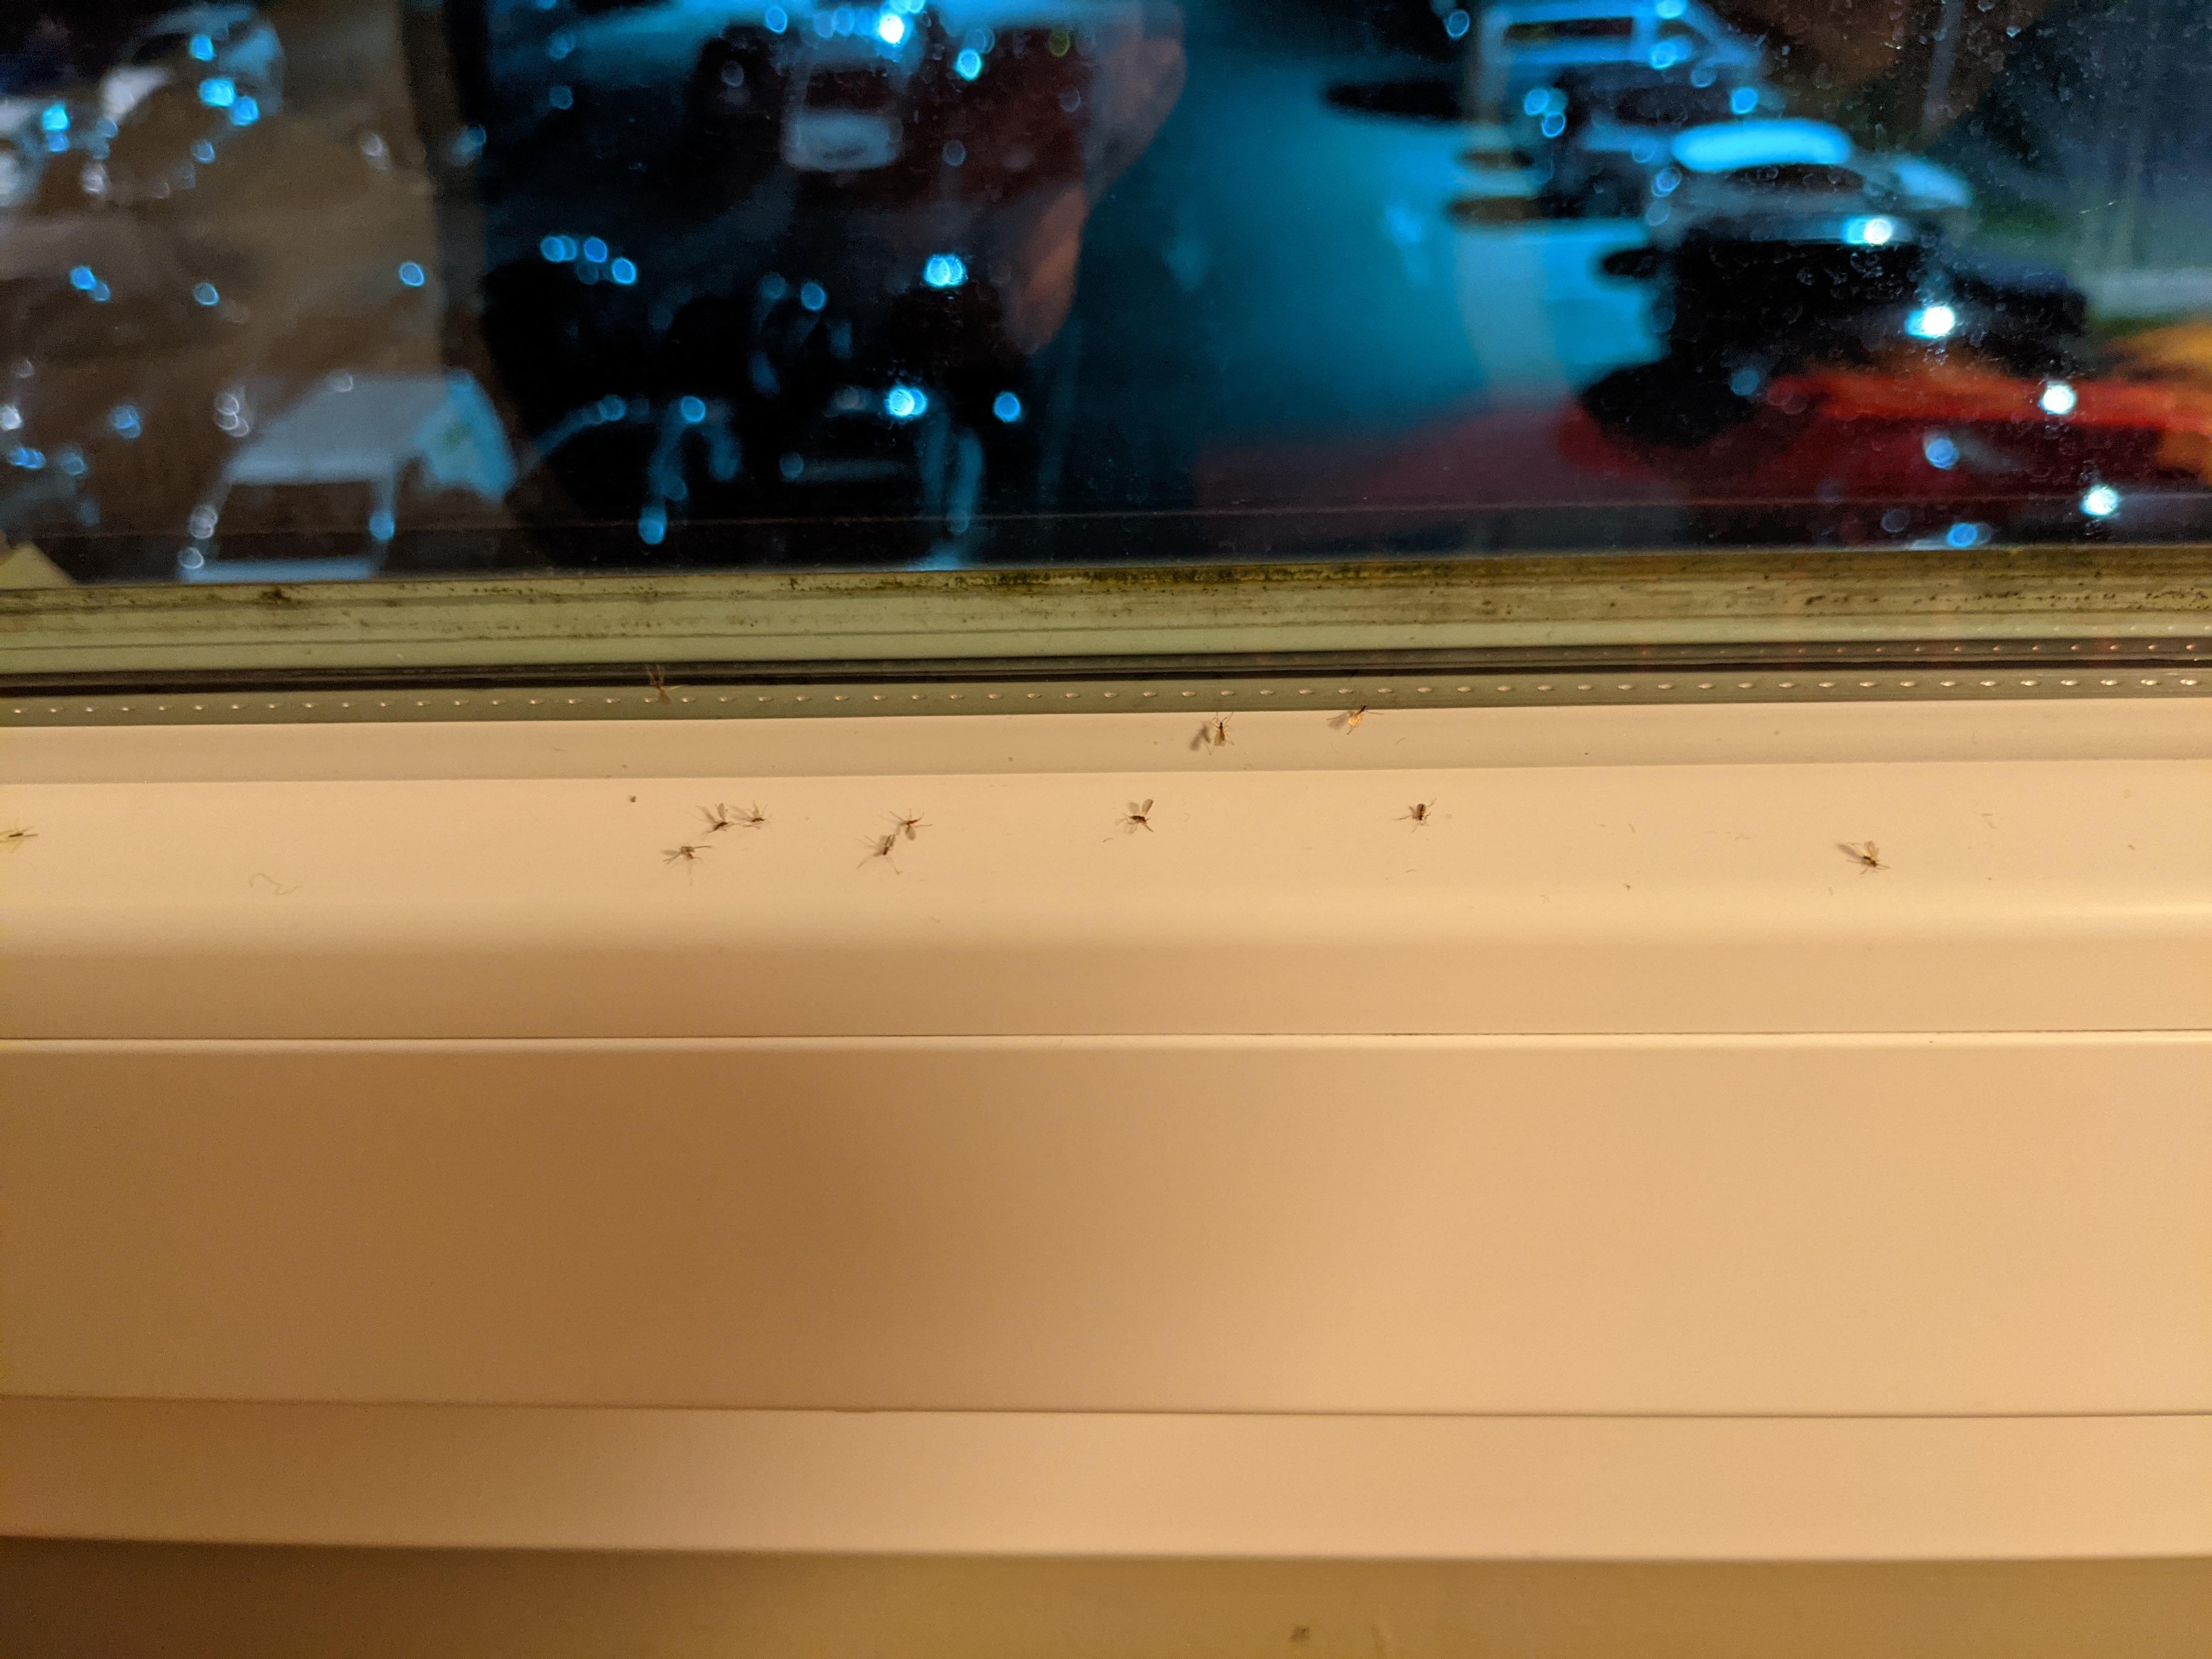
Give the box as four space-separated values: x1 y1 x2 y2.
1572 358 2212 545
1581 116 1989 441
782 19 934 176
1516 64 1774 218
179 371 515 582
1468 0 1762 123
1588 193 2087 453
785 61 905 172
1652 119 1974 244
100 5 283 133
0 7 281 212
1198 347 2212 559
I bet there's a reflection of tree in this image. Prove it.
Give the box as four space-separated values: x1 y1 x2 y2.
2079 1 2158 274
1946 2 2102 167
428 0 494 126
1940 0 2199 273
1712 0 2110 140
1716 0 2050 94
1713 0 2193 275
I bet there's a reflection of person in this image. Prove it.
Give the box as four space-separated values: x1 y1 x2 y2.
994 9 1189 355
791 8 1187 358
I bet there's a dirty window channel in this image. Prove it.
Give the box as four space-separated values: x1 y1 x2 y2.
2 0 2210 682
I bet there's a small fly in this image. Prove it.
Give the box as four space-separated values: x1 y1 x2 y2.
663 843 710 865
860 830 901 870
1404 800 1435 827
1333 706 1369 733
647 664 673 705
1841 840 1884 870
889 811 928 842
0 826 34 848
1192 714 1233 752
1115 799 1156 835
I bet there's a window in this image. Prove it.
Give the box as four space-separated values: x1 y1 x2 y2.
2 1 2209 691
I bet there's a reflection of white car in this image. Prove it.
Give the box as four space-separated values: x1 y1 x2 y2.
1515 70 1776 218
1469 0 1762 122
179 372 515 583
781 25 923 174
0 6 282 211
101 4 284 128
1654 117 1974 244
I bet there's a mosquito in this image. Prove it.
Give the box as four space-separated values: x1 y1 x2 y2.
702 802 767 833
1192 714 1233 752
860 830 901 869
1404 800 1436 827
888 811 927 842
1840 840 1884 870
647 664 673 705
1115 799 1156 834
663 843 710 865
1332 706 1369 733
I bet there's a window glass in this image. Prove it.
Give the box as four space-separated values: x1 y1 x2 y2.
3 0 2210 585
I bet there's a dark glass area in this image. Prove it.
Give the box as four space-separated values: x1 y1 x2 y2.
4 0 2212 582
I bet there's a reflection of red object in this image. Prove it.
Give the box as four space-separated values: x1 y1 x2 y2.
1578 365 2212 507
1197 403 1672 555
1197 365 2212 554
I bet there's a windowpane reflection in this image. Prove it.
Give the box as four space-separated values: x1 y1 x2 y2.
4 0 2211 582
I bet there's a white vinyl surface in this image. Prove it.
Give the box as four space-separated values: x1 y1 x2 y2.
10 1400 2211 1559
7 1035 2210 1415
4 699 2210 1555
